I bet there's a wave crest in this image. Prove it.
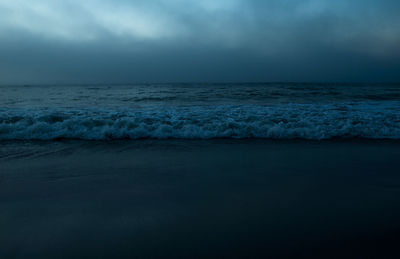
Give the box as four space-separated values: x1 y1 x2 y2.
1 103 400 140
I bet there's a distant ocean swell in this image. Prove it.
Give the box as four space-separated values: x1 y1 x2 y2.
1 102 400 140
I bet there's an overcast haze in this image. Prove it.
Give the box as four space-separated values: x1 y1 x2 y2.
0 0 399 84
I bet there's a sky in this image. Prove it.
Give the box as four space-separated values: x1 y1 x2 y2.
0 0 399 84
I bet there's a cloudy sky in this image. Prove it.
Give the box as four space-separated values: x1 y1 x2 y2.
0 0 399 84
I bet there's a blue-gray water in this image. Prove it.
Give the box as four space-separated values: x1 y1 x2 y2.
1 139 400 258
1 83 400 140
2 83 400 258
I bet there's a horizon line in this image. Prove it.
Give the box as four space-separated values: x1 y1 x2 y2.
1 81 400 87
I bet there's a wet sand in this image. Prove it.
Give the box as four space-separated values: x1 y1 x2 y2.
1 140 400 258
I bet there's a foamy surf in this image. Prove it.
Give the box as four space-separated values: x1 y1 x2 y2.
1 102 399 140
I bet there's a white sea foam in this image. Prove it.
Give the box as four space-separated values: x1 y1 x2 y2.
0 102 399 140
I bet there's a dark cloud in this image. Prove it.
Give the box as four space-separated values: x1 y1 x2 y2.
0 0 399 84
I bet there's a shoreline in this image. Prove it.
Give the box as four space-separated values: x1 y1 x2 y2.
1 139 400 258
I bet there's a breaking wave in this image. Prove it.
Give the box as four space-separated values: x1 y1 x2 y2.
1 102 400 140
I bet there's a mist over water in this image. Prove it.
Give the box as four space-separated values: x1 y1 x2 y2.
1 83 399 140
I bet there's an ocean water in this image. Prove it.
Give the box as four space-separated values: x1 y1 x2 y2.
1 83 400 140
2 84 400 258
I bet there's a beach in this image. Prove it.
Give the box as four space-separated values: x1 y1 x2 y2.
2 0 399 256
1 139 400 258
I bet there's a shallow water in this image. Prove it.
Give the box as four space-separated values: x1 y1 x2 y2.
1 139 400 258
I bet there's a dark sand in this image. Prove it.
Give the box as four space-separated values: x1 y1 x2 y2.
1 140 400 258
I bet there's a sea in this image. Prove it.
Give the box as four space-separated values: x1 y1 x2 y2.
1 82 400 140
2 83 400 258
